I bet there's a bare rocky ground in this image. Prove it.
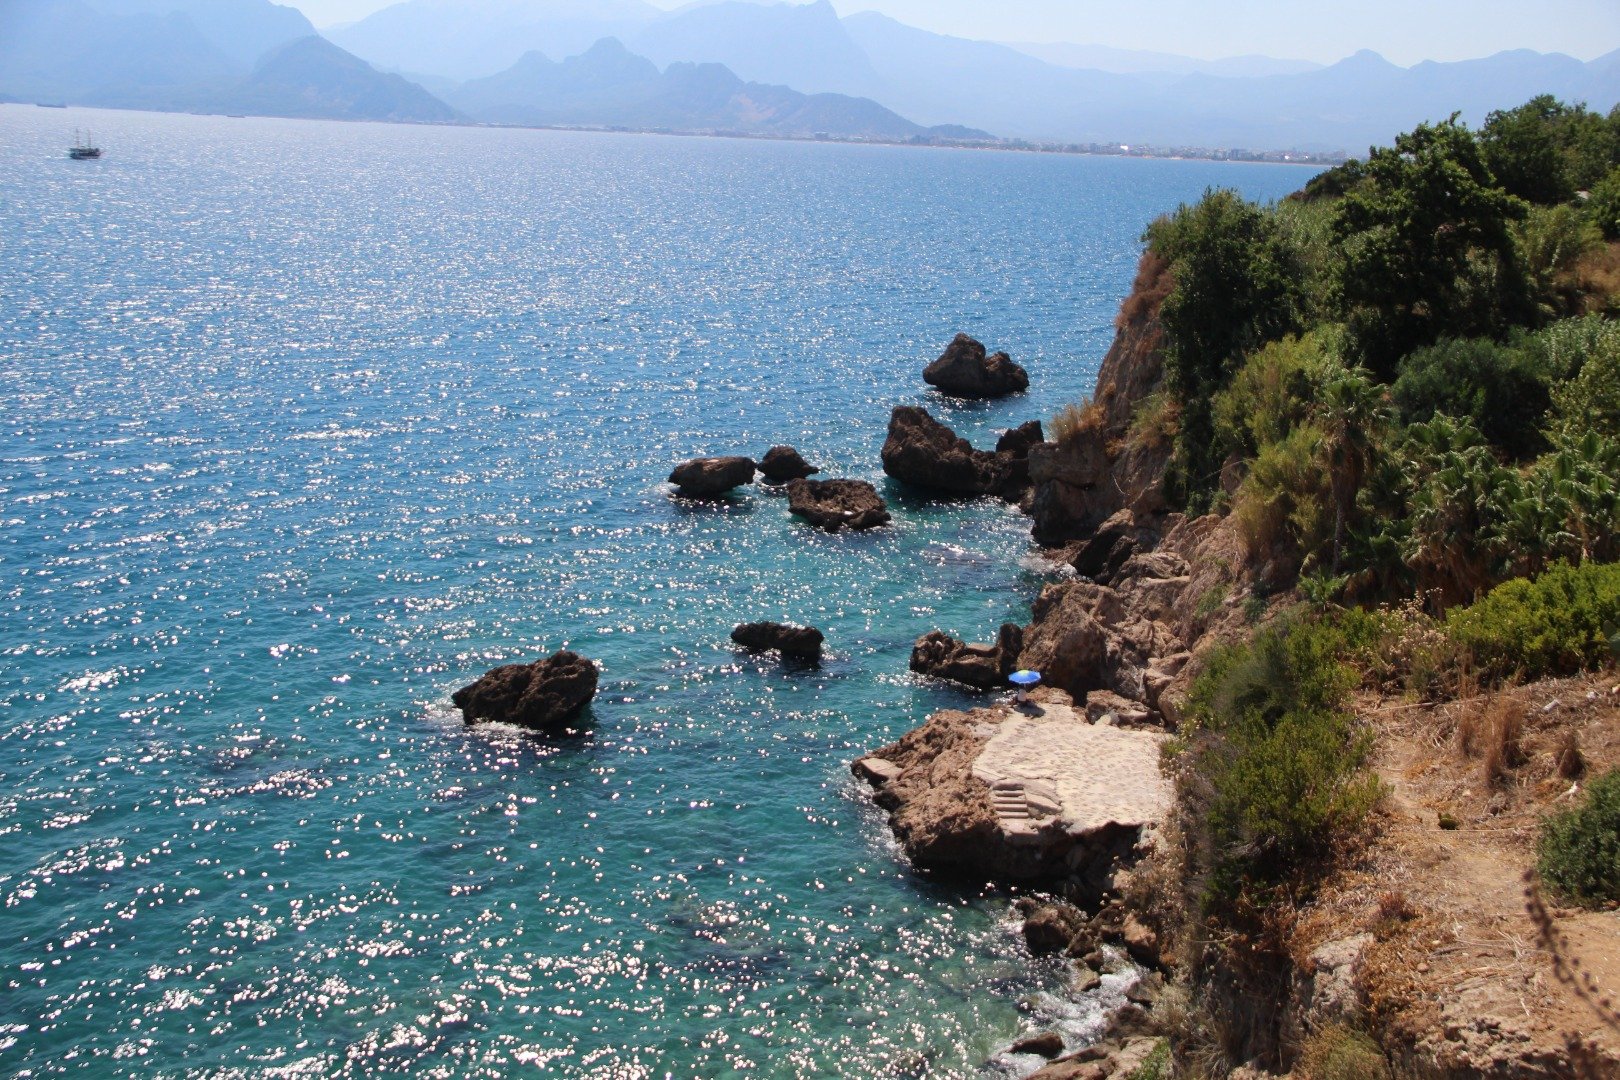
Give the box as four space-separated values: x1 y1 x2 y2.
1288 675 1620 1077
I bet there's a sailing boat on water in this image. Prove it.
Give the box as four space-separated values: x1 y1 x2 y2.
68 129 102 159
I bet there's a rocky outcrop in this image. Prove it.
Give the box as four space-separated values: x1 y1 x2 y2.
757 446 818 483
1069 510 1157 584
880 407 1041 501
1019 581 1186 719
852 697 1172 886
923 333 1030 398
1029 252 1174 547
668 456 756 497
786 478 891 532
909 623 1023 691
453 651 599 731
881 406 1013 496
731 621 824 659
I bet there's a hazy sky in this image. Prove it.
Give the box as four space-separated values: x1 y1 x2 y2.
286 0 1620 66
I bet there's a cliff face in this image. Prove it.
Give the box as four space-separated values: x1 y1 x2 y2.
1030 252 1175 547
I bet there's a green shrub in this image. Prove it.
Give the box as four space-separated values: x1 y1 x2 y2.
1213 332 1340 462
1588 164 1620 241
1537 767 1620 906
1391 337 1551 459
1548 321 1620 441
1445 560 1620 679
1184 619 1381 900
1298 1026 1392 1080
1231 423 1332 572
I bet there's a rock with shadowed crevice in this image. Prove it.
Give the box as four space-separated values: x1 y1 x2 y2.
453 651 599 731
923 333 1029 398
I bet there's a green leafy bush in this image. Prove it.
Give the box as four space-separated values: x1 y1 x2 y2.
1184 619 1381 900
1391 337 1551 458
1587 164 1620 241
1548 321 1620 441
1213 332 1340 462
1445 560 1620 679
1537 767 1620 906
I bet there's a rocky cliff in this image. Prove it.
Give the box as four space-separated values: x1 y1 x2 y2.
1029 252 1175 547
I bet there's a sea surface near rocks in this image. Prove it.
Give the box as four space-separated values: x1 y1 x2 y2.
0 105 1310 1078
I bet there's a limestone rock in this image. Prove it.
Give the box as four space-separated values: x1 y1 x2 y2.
757 446 818 483
1020 580 1184 712
853 700 1171 885
909 623 1023 691
1029 252 1174 547
853 756 902 785
785 478 891 532
730 621 824 659
880 406 1019 497
668 455 756 497
453 651 599 731
923 333 1030 399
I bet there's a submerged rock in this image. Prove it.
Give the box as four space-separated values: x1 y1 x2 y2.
757 446 819 483
669 456 756 497
923 333 1029 399
909 623 1023 691
785 478 891 532
453 651 599 731
731 621 825 659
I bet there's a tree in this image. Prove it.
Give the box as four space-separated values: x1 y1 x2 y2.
1333 117 1534 377
1390 336 1552 460
1314 367 1389 574
1481 95 1577 205
1148 189 1305 508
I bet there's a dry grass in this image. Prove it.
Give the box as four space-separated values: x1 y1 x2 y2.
1569 241 1620 314
1556 727 1587 780
1453 691 1525 783
1050 398 1105 446
1117 250 1174 328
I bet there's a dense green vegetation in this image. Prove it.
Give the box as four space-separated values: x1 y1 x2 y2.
1446 560 1620 680
1145 96 1620 611
1178 616 1383 906
1537 767 1620 906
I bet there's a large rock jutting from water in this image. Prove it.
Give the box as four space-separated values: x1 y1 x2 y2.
881 406 1020 497
757 446 819 483
669 456 756 497
852 698 1172 887
923 333 1029 399
453 651 599 731
731 621 825 659
785 478 891 532
909 623 1024 691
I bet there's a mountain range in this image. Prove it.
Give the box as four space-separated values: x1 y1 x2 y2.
331 0 1620 151
4 0 1619 152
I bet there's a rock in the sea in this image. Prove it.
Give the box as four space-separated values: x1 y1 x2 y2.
758 446 818 483
453 651 599 731
668 456 756 497
923 333 1030 399
881 405 1018 497
1010 1031 1067 1058
1020 900 1087 956
786 478 891 532
731 621 825 659
853 700 1172 885
909 623 1023 691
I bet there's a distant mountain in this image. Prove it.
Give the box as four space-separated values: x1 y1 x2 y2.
626 0 881 98
446 37 986 141
0 1 459 123
215 35 462 122
1004 41 1323 79
330 0 662 81
88 0 315 69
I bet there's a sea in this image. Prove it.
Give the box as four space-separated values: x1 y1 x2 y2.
0 106 1315 1079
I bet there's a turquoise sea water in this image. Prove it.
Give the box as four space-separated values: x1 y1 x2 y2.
0 106 1314 1078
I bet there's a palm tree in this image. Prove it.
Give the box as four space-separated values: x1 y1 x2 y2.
1314 368 1389 575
